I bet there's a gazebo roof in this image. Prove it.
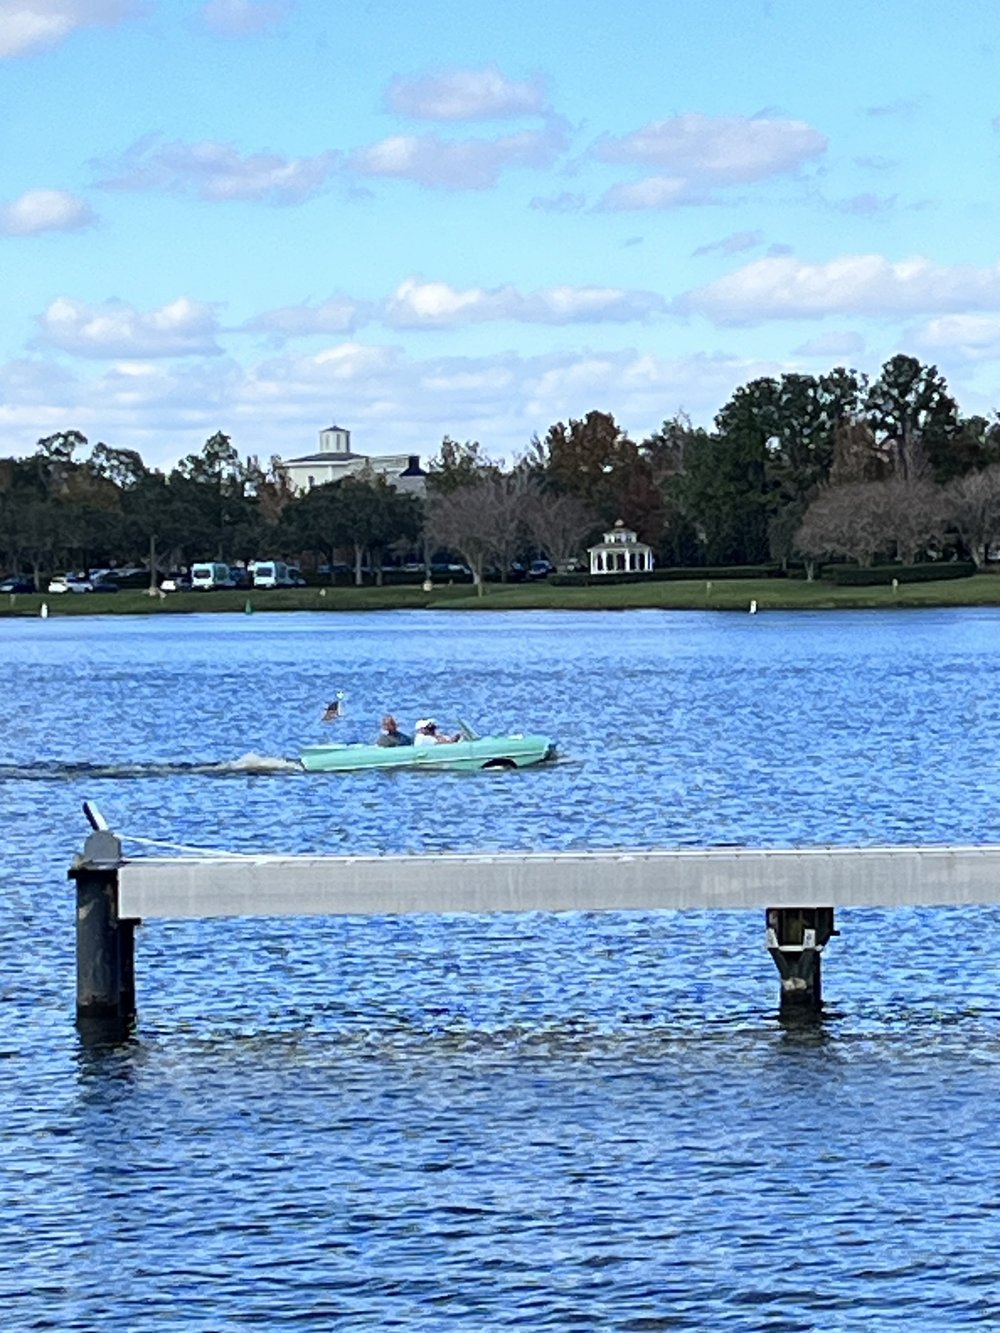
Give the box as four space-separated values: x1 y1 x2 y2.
588 519 649 552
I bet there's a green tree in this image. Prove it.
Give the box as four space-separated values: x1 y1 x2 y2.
173 431 258 560
426 437 500 494
641 415 706 565
865 354 960 482
946 415 1000 479
339 471 423 584
677 382 776 564
281 481 349 577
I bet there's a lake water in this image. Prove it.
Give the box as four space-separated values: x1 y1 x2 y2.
3 608 1000 1329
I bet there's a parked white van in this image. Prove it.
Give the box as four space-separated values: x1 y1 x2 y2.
191 562 235 590
252 560 295 589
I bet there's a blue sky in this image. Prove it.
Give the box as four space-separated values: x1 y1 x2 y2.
4 0 1000 471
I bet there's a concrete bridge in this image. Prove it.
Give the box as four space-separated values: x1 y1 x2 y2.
70 804 1000 1035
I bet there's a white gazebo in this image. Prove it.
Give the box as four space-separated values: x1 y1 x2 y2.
587 520 654 576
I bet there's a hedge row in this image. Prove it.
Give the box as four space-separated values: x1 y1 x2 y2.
549 564 784 587
303 569 474 587
824 561 977 586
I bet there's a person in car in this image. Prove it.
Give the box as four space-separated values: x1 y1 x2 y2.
413 718 460 746
376 715 411 747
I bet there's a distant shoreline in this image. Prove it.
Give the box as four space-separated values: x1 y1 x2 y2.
4 575 1000 617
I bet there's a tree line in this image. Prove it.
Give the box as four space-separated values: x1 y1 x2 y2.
3 353 1000 589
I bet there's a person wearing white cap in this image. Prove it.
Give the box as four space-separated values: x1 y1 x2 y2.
413 718 460 746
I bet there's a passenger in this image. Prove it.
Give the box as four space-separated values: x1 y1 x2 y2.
413 718 460 746
376 714 411 747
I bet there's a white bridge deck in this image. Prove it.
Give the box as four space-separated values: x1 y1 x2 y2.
117 845 1000 920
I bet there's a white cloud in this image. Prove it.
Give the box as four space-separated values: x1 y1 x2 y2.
677 255 1000 324
95 136 337 204
598 175 701 211
349 127 566 190
593 113 827 184
244 295 366 338
199 0 292 35
309 343 394 378
0 355 78 402
0 187 94 233
0 0 137 57
384 277 666 328
36 296 222 356
421 364 516 393
912 314 1000 361
525 349 778 429
0 343 778 471
385 65 547 121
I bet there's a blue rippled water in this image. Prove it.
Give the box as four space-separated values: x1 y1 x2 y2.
3 608 1000 1329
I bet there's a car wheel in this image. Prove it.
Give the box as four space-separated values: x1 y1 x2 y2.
482 758 516 770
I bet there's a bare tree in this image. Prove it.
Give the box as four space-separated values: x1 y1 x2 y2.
878 478 947 564
522 488 596 570
796 478 948 571
425 471 533 596
485 469 536 581
944 464 1000 566
795 483 886 570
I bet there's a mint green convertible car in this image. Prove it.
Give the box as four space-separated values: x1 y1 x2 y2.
300 721 555 773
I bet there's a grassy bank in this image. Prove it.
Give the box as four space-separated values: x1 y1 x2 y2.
4 573 1000 616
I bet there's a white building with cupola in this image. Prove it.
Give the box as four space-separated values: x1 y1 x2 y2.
587 520 654 576
279 425 426 496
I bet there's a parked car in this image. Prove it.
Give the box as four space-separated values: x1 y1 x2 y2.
113 568 155 589
483 563 525 582
90 578 120 593
159 572 192 593
430 562 473 579
0 576 36 593
528 559 553 580
48 574 92 594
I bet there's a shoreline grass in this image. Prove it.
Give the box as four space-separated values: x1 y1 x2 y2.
4 573 1000 617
